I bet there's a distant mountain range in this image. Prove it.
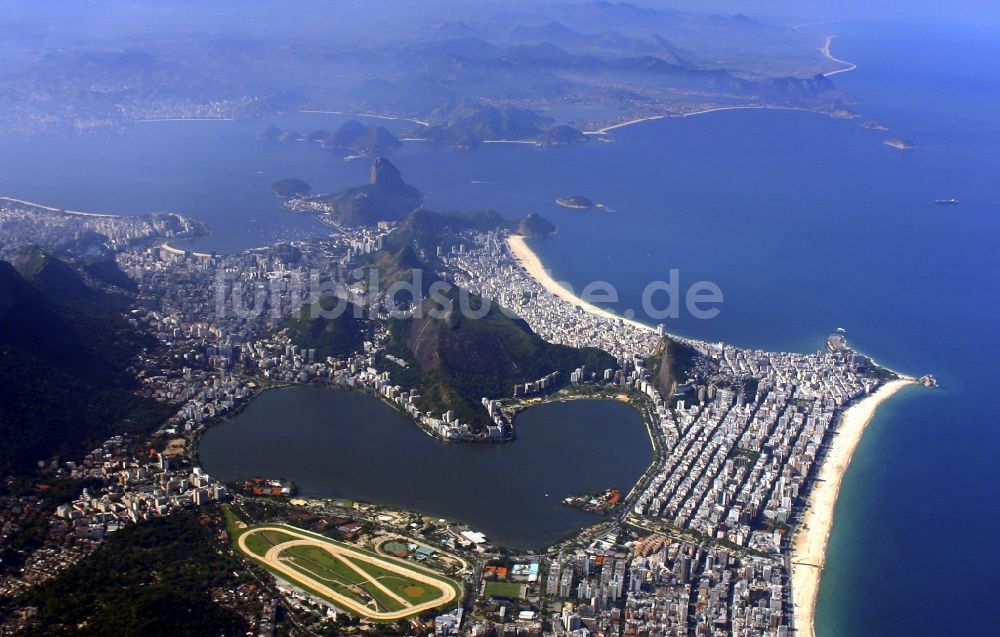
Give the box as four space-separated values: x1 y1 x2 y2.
0 2 847 137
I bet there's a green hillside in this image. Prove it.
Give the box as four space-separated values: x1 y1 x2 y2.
0 254 173 474
272 296 366 360
17 509 247 636
383 287 615 427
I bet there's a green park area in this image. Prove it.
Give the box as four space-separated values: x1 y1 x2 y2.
225 512 462 621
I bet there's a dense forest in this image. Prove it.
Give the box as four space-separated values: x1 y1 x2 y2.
15 509 248 636
0 254 174 474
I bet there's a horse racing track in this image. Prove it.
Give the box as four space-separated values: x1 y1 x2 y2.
235 524 462 620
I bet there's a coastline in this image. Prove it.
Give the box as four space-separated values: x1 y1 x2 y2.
682 105 814 118
160 241 213 259
505 234 656 335
791 378 915 637
297 109 431 127
505 232 918 637
582 104 829 136
589 115 667 134
1 195 119 218
821 35 858 77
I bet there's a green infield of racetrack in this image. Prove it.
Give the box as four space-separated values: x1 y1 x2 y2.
225 513 462 621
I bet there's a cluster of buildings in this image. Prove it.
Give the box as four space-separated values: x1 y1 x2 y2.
0 202 897 636
0 436 227 598
622 535 787 637
434 230 889 636
631 344 876 553
0 199 203 257
448 232 660 361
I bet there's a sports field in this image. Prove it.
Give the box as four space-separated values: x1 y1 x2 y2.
233 523 461 620
484 581 526 599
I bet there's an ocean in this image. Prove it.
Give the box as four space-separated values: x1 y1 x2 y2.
0 19 996 636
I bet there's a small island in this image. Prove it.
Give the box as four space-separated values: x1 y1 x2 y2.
556 196 614 212
556 196 594 210
271 178 311 198
260 125 305 143
863 120 890 131
562 487 622 515
884 137 915 150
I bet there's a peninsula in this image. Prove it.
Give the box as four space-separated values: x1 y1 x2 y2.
496 234 920 637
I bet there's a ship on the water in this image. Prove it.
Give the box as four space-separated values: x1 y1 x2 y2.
935 198 960 205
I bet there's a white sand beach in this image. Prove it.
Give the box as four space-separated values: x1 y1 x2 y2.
791 378 915 637
506 234 656 334
821 35 858 77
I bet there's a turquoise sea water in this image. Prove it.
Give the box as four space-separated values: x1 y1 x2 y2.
1 19 997 635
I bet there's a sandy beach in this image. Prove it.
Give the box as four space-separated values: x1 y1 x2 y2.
588 115 667 134
791 378 915 637
506 234 657 334
821 35 858 77
298 109 430 127
682 105 813 118
160 241 213 259
1 196 118 218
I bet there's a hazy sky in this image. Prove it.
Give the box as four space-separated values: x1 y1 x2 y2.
641 0 1000 30
2 0 996 42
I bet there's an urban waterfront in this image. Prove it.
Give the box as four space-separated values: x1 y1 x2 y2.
198 387 653 549
0 21 996 635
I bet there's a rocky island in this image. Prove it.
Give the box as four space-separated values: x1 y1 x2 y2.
863 120 890 131
556 196 594 210
884 137 916 150
270 178 311 199
316 120 401 158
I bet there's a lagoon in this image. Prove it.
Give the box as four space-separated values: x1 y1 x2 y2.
198 387 652 549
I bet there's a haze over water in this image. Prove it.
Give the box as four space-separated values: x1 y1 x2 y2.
1 18 996 636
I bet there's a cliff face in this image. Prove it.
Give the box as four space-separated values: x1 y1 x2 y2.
370 157 409 192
